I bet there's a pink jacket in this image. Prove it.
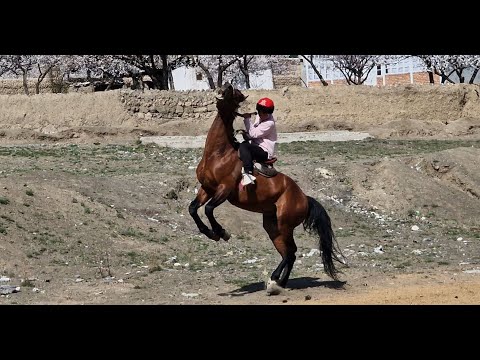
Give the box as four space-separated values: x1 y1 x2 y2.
243 114 277 159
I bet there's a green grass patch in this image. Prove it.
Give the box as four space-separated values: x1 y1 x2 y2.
120 227 142 237
278 139 480 160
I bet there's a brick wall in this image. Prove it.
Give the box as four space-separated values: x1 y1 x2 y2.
382 74 412 85
308 79 354 86
412 72 442 84
376 72 443 86
309 71 444 87
307 81 324 87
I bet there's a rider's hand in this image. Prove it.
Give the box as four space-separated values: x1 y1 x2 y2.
235 129 251 141
241 130 251 141
235 112 256 119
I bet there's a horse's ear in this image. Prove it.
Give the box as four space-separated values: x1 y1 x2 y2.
216 82 234 100
216 83 227 99
223 83 234 99
215 86 224 99
219 82 232 93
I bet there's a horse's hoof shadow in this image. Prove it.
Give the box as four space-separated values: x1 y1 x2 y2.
218 282 265 297
218 276 346 297
285 277 347 290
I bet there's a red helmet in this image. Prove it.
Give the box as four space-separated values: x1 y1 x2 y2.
256 97 274 114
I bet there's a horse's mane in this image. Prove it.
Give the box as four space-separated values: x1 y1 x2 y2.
216 99 242 151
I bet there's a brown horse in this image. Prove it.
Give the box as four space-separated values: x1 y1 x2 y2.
188 83 344 295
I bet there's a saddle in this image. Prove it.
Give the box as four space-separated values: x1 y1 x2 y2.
237 148 278 177
254 157 278 177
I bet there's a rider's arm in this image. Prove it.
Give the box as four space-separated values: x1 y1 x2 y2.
244 119 274 139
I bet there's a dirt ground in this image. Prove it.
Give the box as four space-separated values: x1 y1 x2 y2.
1 86 480 305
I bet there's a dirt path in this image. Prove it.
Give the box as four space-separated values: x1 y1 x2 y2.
140 131 373 148
285 273 480 305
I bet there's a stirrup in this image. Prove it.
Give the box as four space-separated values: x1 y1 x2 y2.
241 173 256 186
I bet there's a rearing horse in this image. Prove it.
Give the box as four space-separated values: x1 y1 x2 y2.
188 83 344 295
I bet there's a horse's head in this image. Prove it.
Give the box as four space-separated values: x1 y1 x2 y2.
215 82 248 116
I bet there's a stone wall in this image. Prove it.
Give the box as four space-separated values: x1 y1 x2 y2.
116 84 480 135
272 58 303 88
120 89 218 122
0 79 53 95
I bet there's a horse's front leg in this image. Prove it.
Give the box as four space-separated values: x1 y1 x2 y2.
204 184 232 241
188 186 220 241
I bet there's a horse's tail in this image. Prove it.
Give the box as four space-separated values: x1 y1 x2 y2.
303 196 345 281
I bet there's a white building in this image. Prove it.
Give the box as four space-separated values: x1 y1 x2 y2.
303 56 480 86
172 66 274 91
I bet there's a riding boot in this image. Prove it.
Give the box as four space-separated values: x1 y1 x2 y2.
241 167 256 185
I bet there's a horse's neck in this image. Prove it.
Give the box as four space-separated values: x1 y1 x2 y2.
204 114 235 155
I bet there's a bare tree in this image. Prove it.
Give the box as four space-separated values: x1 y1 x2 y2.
34 56 64 94
469 67 480 84
113 55 165 89
194 55 240 89
0 56 10 77
234 55 285 89
75 55 134 90
299 55 329 86
236 55 257 89
0 55 80 94
113 55 192 90
415 55 436 83
415 55 480 84
1 55 36 94
329 55 387 85
54 55 192 91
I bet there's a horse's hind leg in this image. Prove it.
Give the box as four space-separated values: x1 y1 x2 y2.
263 213 297 295
188 186 220 241
204 184 231 241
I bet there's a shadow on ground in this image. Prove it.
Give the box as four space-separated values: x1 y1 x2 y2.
218 277 347 297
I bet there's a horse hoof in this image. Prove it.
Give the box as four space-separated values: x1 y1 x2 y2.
266 280 283 296
205 230 220 241
221 230 231 241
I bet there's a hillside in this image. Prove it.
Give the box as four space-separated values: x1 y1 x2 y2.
0 84 479 144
